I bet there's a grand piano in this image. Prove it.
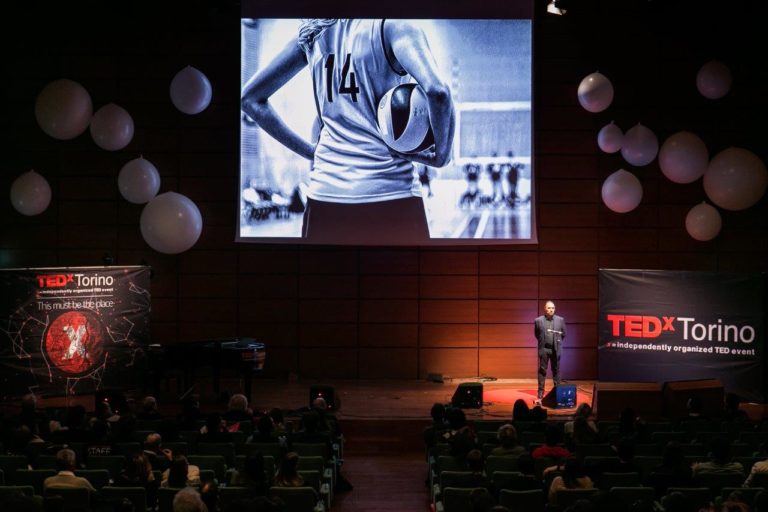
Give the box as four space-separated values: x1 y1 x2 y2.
145 338 265 402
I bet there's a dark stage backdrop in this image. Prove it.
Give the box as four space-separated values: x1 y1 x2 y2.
598 269 765 402
0 266 151 399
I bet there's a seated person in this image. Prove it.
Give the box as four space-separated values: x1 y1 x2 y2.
274 452 306 488
143 432 173 472
44 448 95 492
691 437 744 477
532 424 570 460
161 455 201 488
547 457 594 506
490 424 527 457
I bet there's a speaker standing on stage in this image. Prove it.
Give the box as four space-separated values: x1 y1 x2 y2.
534 300 566 402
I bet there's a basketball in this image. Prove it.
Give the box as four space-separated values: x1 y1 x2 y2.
377 83 435 153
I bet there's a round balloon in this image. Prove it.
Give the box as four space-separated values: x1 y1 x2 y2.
10 170 52 216
118 157 161 204
170 66 213 115
34 79 93 140
696 60 732 100
685 202 722 241
140 192 203 254
601 169 643 213
577 72 614 113
90 103 134 151
597 122 623 153
703 147 768 211
658 131 709 184
621 124 659 167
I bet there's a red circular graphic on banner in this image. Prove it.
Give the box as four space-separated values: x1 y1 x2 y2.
45 311 105 374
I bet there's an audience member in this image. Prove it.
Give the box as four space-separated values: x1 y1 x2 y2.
200 480 220 512
144 432 173 471
547 457 594 506
512 399 530 423
223 394 253 424
442 407 477 460
722 393 750 423
532 423 570 460
137 396 164 421
646 442 693 499
44 448 96 492
173 487 207 512
114 452 158 508
198 413 232 444
744 453 768 487
424 402 449 449
274 452 304 487
230 453 269 495
162 455 201 488
490 424 526 457
691 437 745 477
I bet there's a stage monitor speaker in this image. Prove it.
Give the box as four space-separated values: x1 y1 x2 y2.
451 382 483 409
95 390 128 415
309 385 336 411
427 373 444 384
595 382 662 420
662 379 724 419
541 385 577 409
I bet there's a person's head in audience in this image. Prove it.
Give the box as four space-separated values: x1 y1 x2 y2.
242 453 266 482
430 402 446 424
142 396 159 415
662 441 685 468
275 452 303 487
126 452 152 482
517 453 535 475
574 403 593 420
544 423 563 447
168 455 191 488
145 432 163 453
200 481 220 512
512 399 530 422
257 414 274 435
561 457 589 487
204 413 225 434
21 393 37 413
619 407 636 433
497 424 519 448
312 397 327 411
173 487 207 512
709 436 733 464
446 407 467 430
228 394 250 414
572 417 594 444
467 449 484 473
56 447 78 472
563 499 594 512
268 408 284 427
530 405 547 422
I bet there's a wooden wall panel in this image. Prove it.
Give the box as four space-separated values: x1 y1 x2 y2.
478 252 539 275
420 300 478 323
479 324 534 348
359 250 419 274
420 251 477 275
238 275 298 299
179 274 236 298
420 324 478 348
539 276 598 300
479 300 537 324
539 252 598 275
359 349 417 379
419 349 478 379
299 323 357 347
479 276 538 299
237 323 299 349
479 348 538 377
359 300 418 323
299 275 358 299
179 298 236 323
238 299 298 323
299 299 358 323
359 324 418 347
299 349 358 379
359 276 418 299
420 276 478 299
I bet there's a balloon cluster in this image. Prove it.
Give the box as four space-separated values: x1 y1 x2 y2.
579 61 766 242
13 66 213 254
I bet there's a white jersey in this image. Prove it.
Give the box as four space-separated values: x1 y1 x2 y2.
303 19 419 203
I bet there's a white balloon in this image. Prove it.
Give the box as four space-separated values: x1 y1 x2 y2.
10 170 52 216
601 169 643 213
597 122 624 153
685 202 722 241
621 124 659 167
703 147 768 211
90 103 134 151
577 72 614 113
140 192 203 254
696 60 732 100
118 157 161 204
34 79 93 140
658 131 709 184
170 66 212 115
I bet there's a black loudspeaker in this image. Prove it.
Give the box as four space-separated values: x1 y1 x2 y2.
451 382 483 409
542 385 577 409
309 385 336 411
95 390 128 415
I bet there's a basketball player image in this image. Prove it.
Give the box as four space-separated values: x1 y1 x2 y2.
241 19 455 244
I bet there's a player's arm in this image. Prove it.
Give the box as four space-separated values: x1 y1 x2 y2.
241 40 315 160
385 20 455 167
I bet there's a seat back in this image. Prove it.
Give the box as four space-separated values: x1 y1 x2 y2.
0 455 29 476
197 443 236 467
88 455 127 479
694 472 747 494
74 469 111 489
442 486 489 512
292 443 329 460
220 486 253 508
157 487 183 512
44 486 91 512
485 455 519 475
721 486 766 507
36 455 58 470
597 471 642 490
242 442 282 459
666 487 713 511
498 488 545 512
298 469 322 493
269 486 318 512
13 469 55 495
439 471 474 493
100 486 147 512
554 488 600 508
187 455 226 481
297 456 325 474
0 485 35 498
608 486 655 507
163 441 190 456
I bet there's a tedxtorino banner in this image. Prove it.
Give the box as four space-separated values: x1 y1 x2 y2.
0 266 151 399
599 269 765 402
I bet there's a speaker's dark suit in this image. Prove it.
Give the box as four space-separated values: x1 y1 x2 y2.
534 314 566 397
